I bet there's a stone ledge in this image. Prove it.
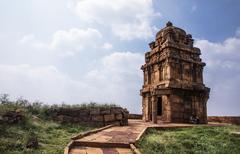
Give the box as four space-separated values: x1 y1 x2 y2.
71 124 116 140
65 124 116 154
73 141 130 148
130 144 141 154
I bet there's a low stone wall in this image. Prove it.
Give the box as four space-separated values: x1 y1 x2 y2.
208 116 240 125
0 110 24 124
47 107 129 126
128 114 142 119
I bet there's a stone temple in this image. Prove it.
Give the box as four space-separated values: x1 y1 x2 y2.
140 22 210 124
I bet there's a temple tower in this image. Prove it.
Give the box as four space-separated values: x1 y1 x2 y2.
140 22 210 124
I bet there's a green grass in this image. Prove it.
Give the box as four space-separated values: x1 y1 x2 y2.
137 126 240 154
0 118 95 154
0 94 119 154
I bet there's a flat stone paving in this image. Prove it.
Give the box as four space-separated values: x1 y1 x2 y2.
70 120 154 154
70 147 132 154
75 120 154 144
69 120 226 154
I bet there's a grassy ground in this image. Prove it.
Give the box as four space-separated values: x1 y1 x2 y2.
0 94 119 154
137 126 240 154
0 97 99 154
0 118 94 154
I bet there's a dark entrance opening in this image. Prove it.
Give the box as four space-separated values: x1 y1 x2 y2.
148 97 152 121
157 97 163 116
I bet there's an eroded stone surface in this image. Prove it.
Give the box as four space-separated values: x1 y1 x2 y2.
141 21 210 124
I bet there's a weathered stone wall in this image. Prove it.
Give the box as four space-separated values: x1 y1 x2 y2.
0 110 24 124
169 93 207 124
208 116 240 125
128 114 142 119
47 107 129 126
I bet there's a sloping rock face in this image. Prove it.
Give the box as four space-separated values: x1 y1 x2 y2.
46 107 129 126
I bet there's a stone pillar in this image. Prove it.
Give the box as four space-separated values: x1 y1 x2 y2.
142 96 146 121
145 96 149 121
151 96 157 123
203 102 207 124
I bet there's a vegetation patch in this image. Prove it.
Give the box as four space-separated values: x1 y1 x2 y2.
137 126 240 154
0 94 120 154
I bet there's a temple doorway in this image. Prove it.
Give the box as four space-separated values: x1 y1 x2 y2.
157 97 163 116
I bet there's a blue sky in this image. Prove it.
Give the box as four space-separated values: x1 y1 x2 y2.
0 0 239 116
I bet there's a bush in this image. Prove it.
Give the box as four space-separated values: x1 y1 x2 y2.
0 93 120 120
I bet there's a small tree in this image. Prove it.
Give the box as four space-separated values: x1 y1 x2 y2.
16 96 30 107
0 93 10 104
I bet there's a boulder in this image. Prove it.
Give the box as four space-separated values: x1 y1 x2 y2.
115 114 123 120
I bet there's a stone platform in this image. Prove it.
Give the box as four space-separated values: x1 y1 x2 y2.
67 120 227 154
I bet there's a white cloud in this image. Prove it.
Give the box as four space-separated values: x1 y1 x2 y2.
19 34 46 49
196 37 240 54
19 34 36 44
0 64 69 102
195 31 240 116
18 27 108 61
196 35 240 69
236 27 240 37
71 0 161 40
50 28 102 52
84 52 144 113
102 42 113 50
0 52 144 113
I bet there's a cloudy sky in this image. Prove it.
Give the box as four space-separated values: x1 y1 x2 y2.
0 0 239 115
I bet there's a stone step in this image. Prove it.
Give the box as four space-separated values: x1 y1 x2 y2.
69 147 133 154
73 141 130 148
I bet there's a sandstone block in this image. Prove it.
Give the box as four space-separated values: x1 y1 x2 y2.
110 108 122 114
73 117 80 122
100 109 111 114
104 114 115 122
92 115 104 122
90 108 100 115
79 110 90 116
81 116 91 122
56 115 72 122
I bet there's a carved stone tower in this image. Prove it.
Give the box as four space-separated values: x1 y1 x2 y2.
140 22 210 124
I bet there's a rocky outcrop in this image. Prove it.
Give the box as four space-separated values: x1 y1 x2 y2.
46 107 129 126
1 110 24 124
208 116 240 125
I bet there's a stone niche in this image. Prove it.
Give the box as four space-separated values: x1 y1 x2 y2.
47 107 129 126
140 21 210 124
